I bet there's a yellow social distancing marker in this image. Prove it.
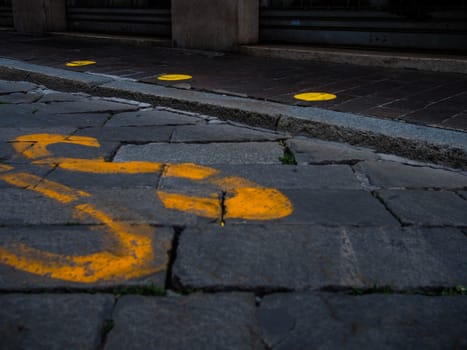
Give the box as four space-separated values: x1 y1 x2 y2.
0 133 293 284
66 60 96 67
158 74 192 81
294 92 337 102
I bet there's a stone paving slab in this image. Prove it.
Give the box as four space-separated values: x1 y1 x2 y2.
159 164 362 190
378 190 467 226
0 189 78 225
106 109 205 127
75 126 174 142
0 91 42 104
0 225 173 289
0 293 114 350
0 127 77 142
0 163 51 188
287 137 379 164
355 160 467 189
115 142 284 165
258 293 467 350
171 124 284 143
0 112 110 128
46 168 160 189
37 91 89 103
104 293 262 350
237 189 398 226
0 79 36 94
0 186 216 226
173 225 467 290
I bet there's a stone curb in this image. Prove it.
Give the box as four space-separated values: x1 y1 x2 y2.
1 57 466 169
240 45 467 74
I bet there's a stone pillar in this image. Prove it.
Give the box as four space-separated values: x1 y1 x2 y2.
172 0 259 51
12 0 66 34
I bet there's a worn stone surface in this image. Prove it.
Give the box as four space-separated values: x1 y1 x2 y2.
356 160 467 188
160 164 362 190
239 189 398 225
0 92 42 104
104 293 262 350
115 142 284 165
106 109 204 127
0 127 77 142
173 225 467 290
171 124 283 143
0 293 114 350
0 112 110 128
258 293 467 350
0 225 173 289
75 126 174 142
287 136 378 164
378 190 467 226
0 79 37 94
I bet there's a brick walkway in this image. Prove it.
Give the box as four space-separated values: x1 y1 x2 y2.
0 31 466 132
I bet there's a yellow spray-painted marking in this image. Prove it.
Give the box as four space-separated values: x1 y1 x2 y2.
294 92 337 102
0 133 293 283
66 60 96 67
158 74 192 81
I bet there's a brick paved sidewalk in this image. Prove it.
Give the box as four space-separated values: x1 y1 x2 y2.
0 79 466 349
0 31 466 132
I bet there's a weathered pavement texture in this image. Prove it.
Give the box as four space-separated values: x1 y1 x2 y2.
0 79 466 349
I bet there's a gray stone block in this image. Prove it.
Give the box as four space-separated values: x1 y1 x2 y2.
228 189 397 226
173 225 467 290
115 142 284 165
0 112 110 128
0 164 51 188
0 293 114 350
287 137 378 164
259 293 467 350
27 99 138 115
0 225 172 289
356 161 467 188
379 190 467 226
0 189 76 225
171 124 283 143
0 127 76 142
0 79 37 94
104 293 262 350
38 92 88 103
46 168 160 189
75 126 174 142
160 164 362 190
0 92 42 104
106 109 204 127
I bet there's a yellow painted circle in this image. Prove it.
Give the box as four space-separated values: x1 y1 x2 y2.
294 92 337 101
66 60 96 67
158 74 192 81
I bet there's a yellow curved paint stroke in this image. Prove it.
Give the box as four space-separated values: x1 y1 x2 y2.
158 74 192 81
294 92 337 102
66 60 96 67
0 173 165 283
0 132 293 283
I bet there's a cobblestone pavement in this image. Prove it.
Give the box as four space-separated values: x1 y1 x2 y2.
0 31 466 132
0 79 466 349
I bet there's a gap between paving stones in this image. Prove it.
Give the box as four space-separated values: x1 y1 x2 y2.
1 58 466 170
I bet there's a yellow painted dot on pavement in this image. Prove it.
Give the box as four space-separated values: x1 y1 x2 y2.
66 60 96 67
158 74 192 81
294 92 337 101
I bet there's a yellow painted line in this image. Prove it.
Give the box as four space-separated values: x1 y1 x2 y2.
1 132 294 283
158 74 192 81
0 164 14 173
294 92 337 101
66 60 96 67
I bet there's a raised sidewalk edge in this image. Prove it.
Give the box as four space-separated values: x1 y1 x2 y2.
0 57 466 169
240 45 467 74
